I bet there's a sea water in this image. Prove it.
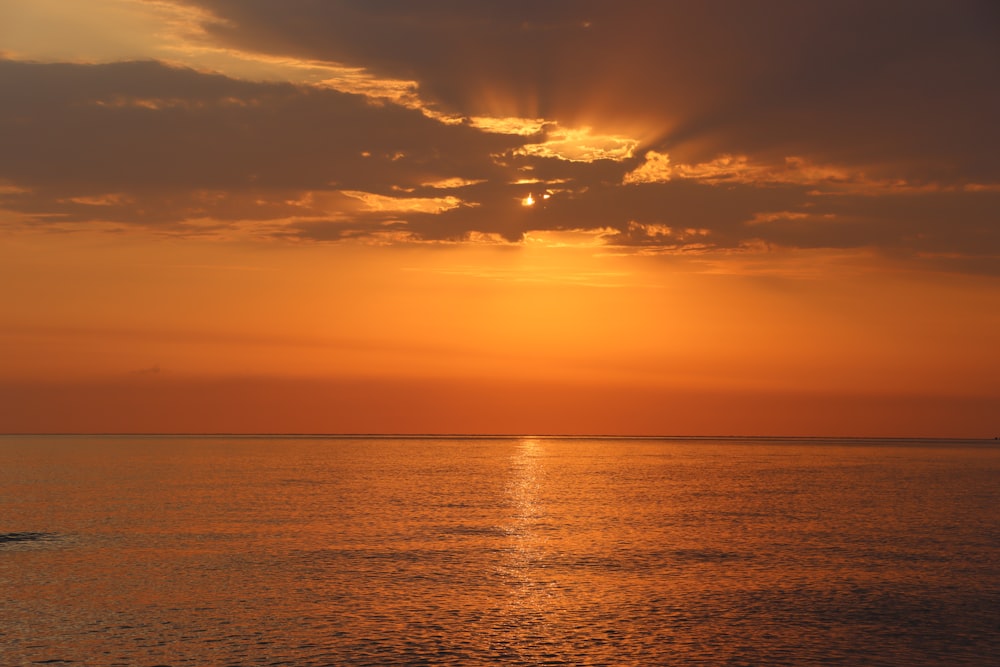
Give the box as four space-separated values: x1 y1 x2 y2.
1 436 998 666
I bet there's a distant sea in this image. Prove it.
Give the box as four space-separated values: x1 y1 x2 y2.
2 435 998 666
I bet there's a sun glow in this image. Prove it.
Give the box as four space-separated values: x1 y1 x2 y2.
515 126 638 162
521 192 552 207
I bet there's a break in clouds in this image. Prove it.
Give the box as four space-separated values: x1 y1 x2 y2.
0 0 998 272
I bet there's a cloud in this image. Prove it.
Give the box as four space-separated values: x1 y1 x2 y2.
1 2 998 272
514 126 638 162
0 58 518 192
339 191 473 215
0 58 523 236
184 1 1000 170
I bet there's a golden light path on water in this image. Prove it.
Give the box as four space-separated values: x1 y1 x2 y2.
502 438 546 620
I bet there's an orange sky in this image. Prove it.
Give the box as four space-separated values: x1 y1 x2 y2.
1 1 998 436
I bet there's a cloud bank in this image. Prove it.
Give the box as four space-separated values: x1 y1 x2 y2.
1 0 998 272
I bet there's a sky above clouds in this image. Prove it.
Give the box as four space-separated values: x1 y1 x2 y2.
1 1 998 435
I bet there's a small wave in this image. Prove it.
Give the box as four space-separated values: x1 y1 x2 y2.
0 532 62 547
438 525 508 537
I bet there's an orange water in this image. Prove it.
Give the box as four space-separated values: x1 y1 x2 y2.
2 436 998 665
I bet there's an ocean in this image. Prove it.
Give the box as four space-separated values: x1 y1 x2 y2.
1 435 998 666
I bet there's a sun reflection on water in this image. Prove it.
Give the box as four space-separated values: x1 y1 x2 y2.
493 437 571 653
509 437 541 524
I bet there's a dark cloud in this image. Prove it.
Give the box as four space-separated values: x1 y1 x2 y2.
2 1 999 271
0 58 520 192
0 58 526 236
187 0 1000 173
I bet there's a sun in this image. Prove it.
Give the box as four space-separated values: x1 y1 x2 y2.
522 192 551 207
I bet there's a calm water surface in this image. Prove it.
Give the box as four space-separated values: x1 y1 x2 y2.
1 436 998 666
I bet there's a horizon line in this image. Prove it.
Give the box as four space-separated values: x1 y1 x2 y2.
1 432 996 442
